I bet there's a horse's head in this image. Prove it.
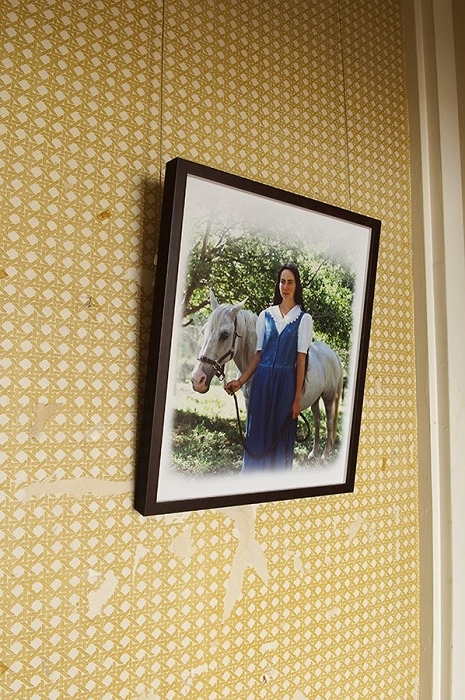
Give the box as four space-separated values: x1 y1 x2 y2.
191 290 246 393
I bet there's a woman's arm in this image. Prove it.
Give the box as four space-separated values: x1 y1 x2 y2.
224 351 261 395
291 351 307 419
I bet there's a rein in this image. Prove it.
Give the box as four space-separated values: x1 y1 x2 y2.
230 390 311 460
197 313 310 458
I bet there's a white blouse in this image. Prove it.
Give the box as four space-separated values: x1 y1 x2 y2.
255 305 313 354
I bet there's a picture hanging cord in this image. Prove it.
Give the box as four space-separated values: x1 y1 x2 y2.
158 0 166 189
338 0 353 212
157 1 353 211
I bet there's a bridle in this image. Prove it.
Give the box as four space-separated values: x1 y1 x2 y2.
197 316 241 382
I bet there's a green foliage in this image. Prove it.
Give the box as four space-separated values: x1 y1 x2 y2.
170 400 343 476
171 409 242 475
301 258 354 367
182 217 355 370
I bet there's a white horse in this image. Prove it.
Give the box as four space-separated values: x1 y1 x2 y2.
191 291 344 459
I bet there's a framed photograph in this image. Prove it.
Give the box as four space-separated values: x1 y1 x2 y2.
135 158 380 516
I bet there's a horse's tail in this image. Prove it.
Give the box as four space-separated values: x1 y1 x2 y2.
331 362 344 447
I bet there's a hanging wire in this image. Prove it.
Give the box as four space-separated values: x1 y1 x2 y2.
337 0 352 211
158 0 166 187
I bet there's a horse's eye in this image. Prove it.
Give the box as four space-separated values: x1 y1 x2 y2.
219 330 229 341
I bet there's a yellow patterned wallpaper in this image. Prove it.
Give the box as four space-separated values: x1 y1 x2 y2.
1 0 419 698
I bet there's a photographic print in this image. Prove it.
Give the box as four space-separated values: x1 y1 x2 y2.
135 158 380 516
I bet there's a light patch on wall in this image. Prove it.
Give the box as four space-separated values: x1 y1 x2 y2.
17 477 131 502
169 525 195 563
132 543 148 580
160 511 191 525
344 514 377 547
284 549 308 574
84 421 107 441
325 606 341 620
222 505 268 622
181 663 209 696
136 692 158 700
345 513 367 545
87 570 118 619
28 402 63 439
261 665 279 683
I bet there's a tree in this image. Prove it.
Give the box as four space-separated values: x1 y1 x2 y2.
181 217 355 369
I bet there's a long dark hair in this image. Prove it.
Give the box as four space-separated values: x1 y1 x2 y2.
272 262 305 310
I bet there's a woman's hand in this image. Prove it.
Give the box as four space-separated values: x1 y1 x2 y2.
224 351 260 396
224 379 242 395
291 397 301 420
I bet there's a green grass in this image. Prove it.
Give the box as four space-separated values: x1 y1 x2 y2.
171 409 243 475
171 381 341 476
171 382 244 475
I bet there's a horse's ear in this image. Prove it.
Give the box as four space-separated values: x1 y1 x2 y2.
210 290 219 309
232 299 247 314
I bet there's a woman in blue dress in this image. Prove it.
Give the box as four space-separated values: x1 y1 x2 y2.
224 263 313 470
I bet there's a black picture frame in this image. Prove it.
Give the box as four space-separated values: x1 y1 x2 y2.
135 158 380 516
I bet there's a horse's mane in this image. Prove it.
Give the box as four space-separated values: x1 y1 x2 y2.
211 303 257 324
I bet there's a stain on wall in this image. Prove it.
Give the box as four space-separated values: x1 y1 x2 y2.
222 506 269 621
1 0 419 698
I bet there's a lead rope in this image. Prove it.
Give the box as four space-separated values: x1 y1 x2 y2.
229 387 311 460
